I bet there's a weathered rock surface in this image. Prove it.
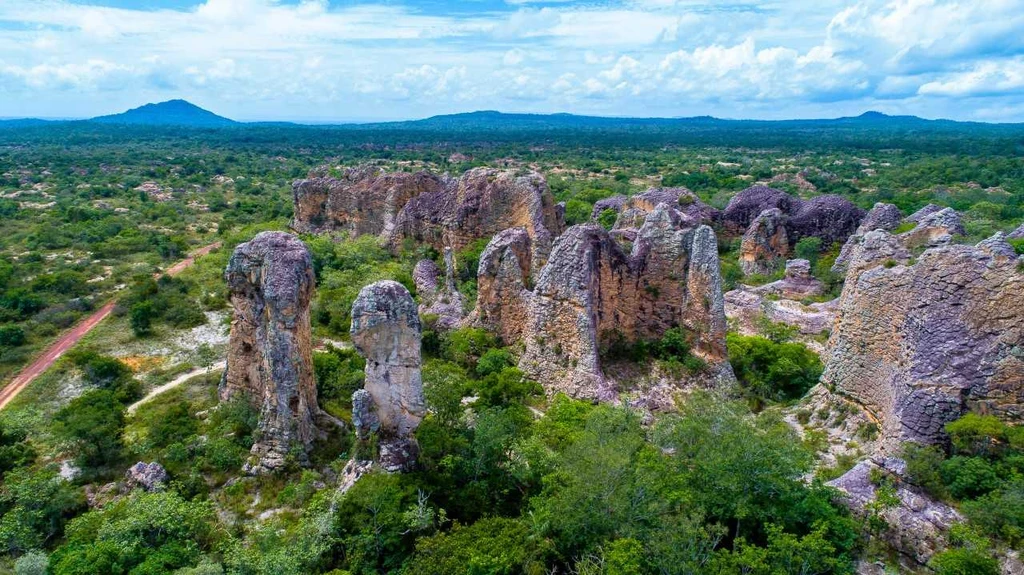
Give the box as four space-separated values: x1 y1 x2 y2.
481 203 734 400
822 231 1024 449
725 261 835 339
293 166 562 274
828 458 961 567
414 248 465 329
726 186 864 275
751 259 824 299
469 227 533 345
124 462 168 492
350 280 426 472
739 208 789 276
833 203 904 274
613 187 717 230
591 195 628 220
897 207 965 249
722 185 798 233
1008 222 1024 239
905 203 944 224
222 231 321 474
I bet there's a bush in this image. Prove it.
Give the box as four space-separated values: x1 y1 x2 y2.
946 413 1008 457
14 550 49 575
441 327 499 370
476 347 514 377
0 324 26 348
313 346 365 409
598 208 618 230
930 548 999 575
941 456 1001 500
129 301 154 337
726 334 822 402
962 482 1024 545
564 199 594 226
794 236 823 266
53 390 125 471
404 517 542 575
902 443 948 500
474 367 542 408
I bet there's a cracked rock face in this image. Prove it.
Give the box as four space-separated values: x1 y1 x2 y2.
613 187 718 231
293 166 562 274
739 208 790 276
833 203 904 274
414 248 465 330
727 186 864 276
1008 222 1024 239
822 230 1024 449
480 203 734 401
897 207 965 249
222 231 320 474
350 280 426 472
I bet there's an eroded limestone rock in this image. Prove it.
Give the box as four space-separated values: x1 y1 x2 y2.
350 280 426 472
822 231 1024 449
222 231 320 474
484 203 734 401
739 208 789 276
293 166 562 274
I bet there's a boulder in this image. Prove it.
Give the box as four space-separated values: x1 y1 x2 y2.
905 203 944 224
787 195 865 246
749 259 824 300
613 187 717 230
293 166 562 274
897 207 965 249
222 231 321 474
739 208 789 276
124 462 168 491
822 231 1024 449
350 280 426 472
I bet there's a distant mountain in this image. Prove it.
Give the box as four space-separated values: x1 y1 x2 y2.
90 100 237 127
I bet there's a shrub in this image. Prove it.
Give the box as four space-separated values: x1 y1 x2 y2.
441 327 498 370
598 208 618 230
564 199 594 226
941 456 1001 500
726 334 822 401
930 548 999 575
476 347 514 377
794 236 823 266
53 390 125 471
902 443 948 500
0 324 26 348
474 367 542 408
403 517 542 575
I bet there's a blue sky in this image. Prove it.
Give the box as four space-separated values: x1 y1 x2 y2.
0 0 1022 122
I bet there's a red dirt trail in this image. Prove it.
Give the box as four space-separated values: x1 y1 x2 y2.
0 241 222 410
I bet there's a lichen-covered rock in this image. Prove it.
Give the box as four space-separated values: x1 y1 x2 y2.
833 203 904 274
414 248 465 329
469 227 533 344
293 166 562 274
124 462 168 491
739 208 789 276
722 185 798 233
222 231 320 474
350 280 426 472
828 458 961 567
512 204 734 400
905 203 944 224
822 232 1024 449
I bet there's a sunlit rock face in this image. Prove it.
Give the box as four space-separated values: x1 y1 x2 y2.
222 231 320 474
292 165 563 274
822 229 1024 450
350 280 426 472
474 203 734 401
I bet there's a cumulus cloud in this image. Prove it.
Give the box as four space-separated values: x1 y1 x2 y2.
0 0 1021 120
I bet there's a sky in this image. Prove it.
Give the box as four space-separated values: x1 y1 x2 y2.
0 0 1022 122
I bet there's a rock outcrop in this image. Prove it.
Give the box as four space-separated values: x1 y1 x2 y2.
124 462 168 492
1008 222 1024 239
613 187 718 230
475 203 734 401
292 166 563 274
222 231 321 474
897 207 964 249
833 203 904 274
738 208 789 275
725 260 835 339
725 186 864 275
822 230 1024 449
591 195 628 220
828 458 961 567
414 248 465 329
350 280 426 472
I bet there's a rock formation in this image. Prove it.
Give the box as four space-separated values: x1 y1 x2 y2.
1008 222 1024 239
222 231 321 474
124 462 168 492
724 186 864 275
612 187 718 230
904 203 943 224
725 260 835 338
821 230 1024 449
897 206 964 248
828 458 961 567
292 166 563 274
833 203 904 274
738 208 789 275
475 203 734 401
414 248 465 329
350 280 426 472
591 195 628 220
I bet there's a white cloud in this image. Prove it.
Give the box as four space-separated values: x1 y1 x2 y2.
919 58 1024 97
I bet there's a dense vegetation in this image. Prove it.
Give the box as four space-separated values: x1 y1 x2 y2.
0 120 1022 573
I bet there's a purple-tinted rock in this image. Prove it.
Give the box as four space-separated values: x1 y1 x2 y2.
124 462 168 491
591 195 628 220
722 186 798 232
788 195 865 245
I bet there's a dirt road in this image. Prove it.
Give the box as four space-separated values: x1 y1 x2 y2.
0 241 223 411
127 360 226 414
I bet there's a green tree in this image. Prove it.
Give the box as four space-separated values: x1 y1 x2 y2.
53 390 125 471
